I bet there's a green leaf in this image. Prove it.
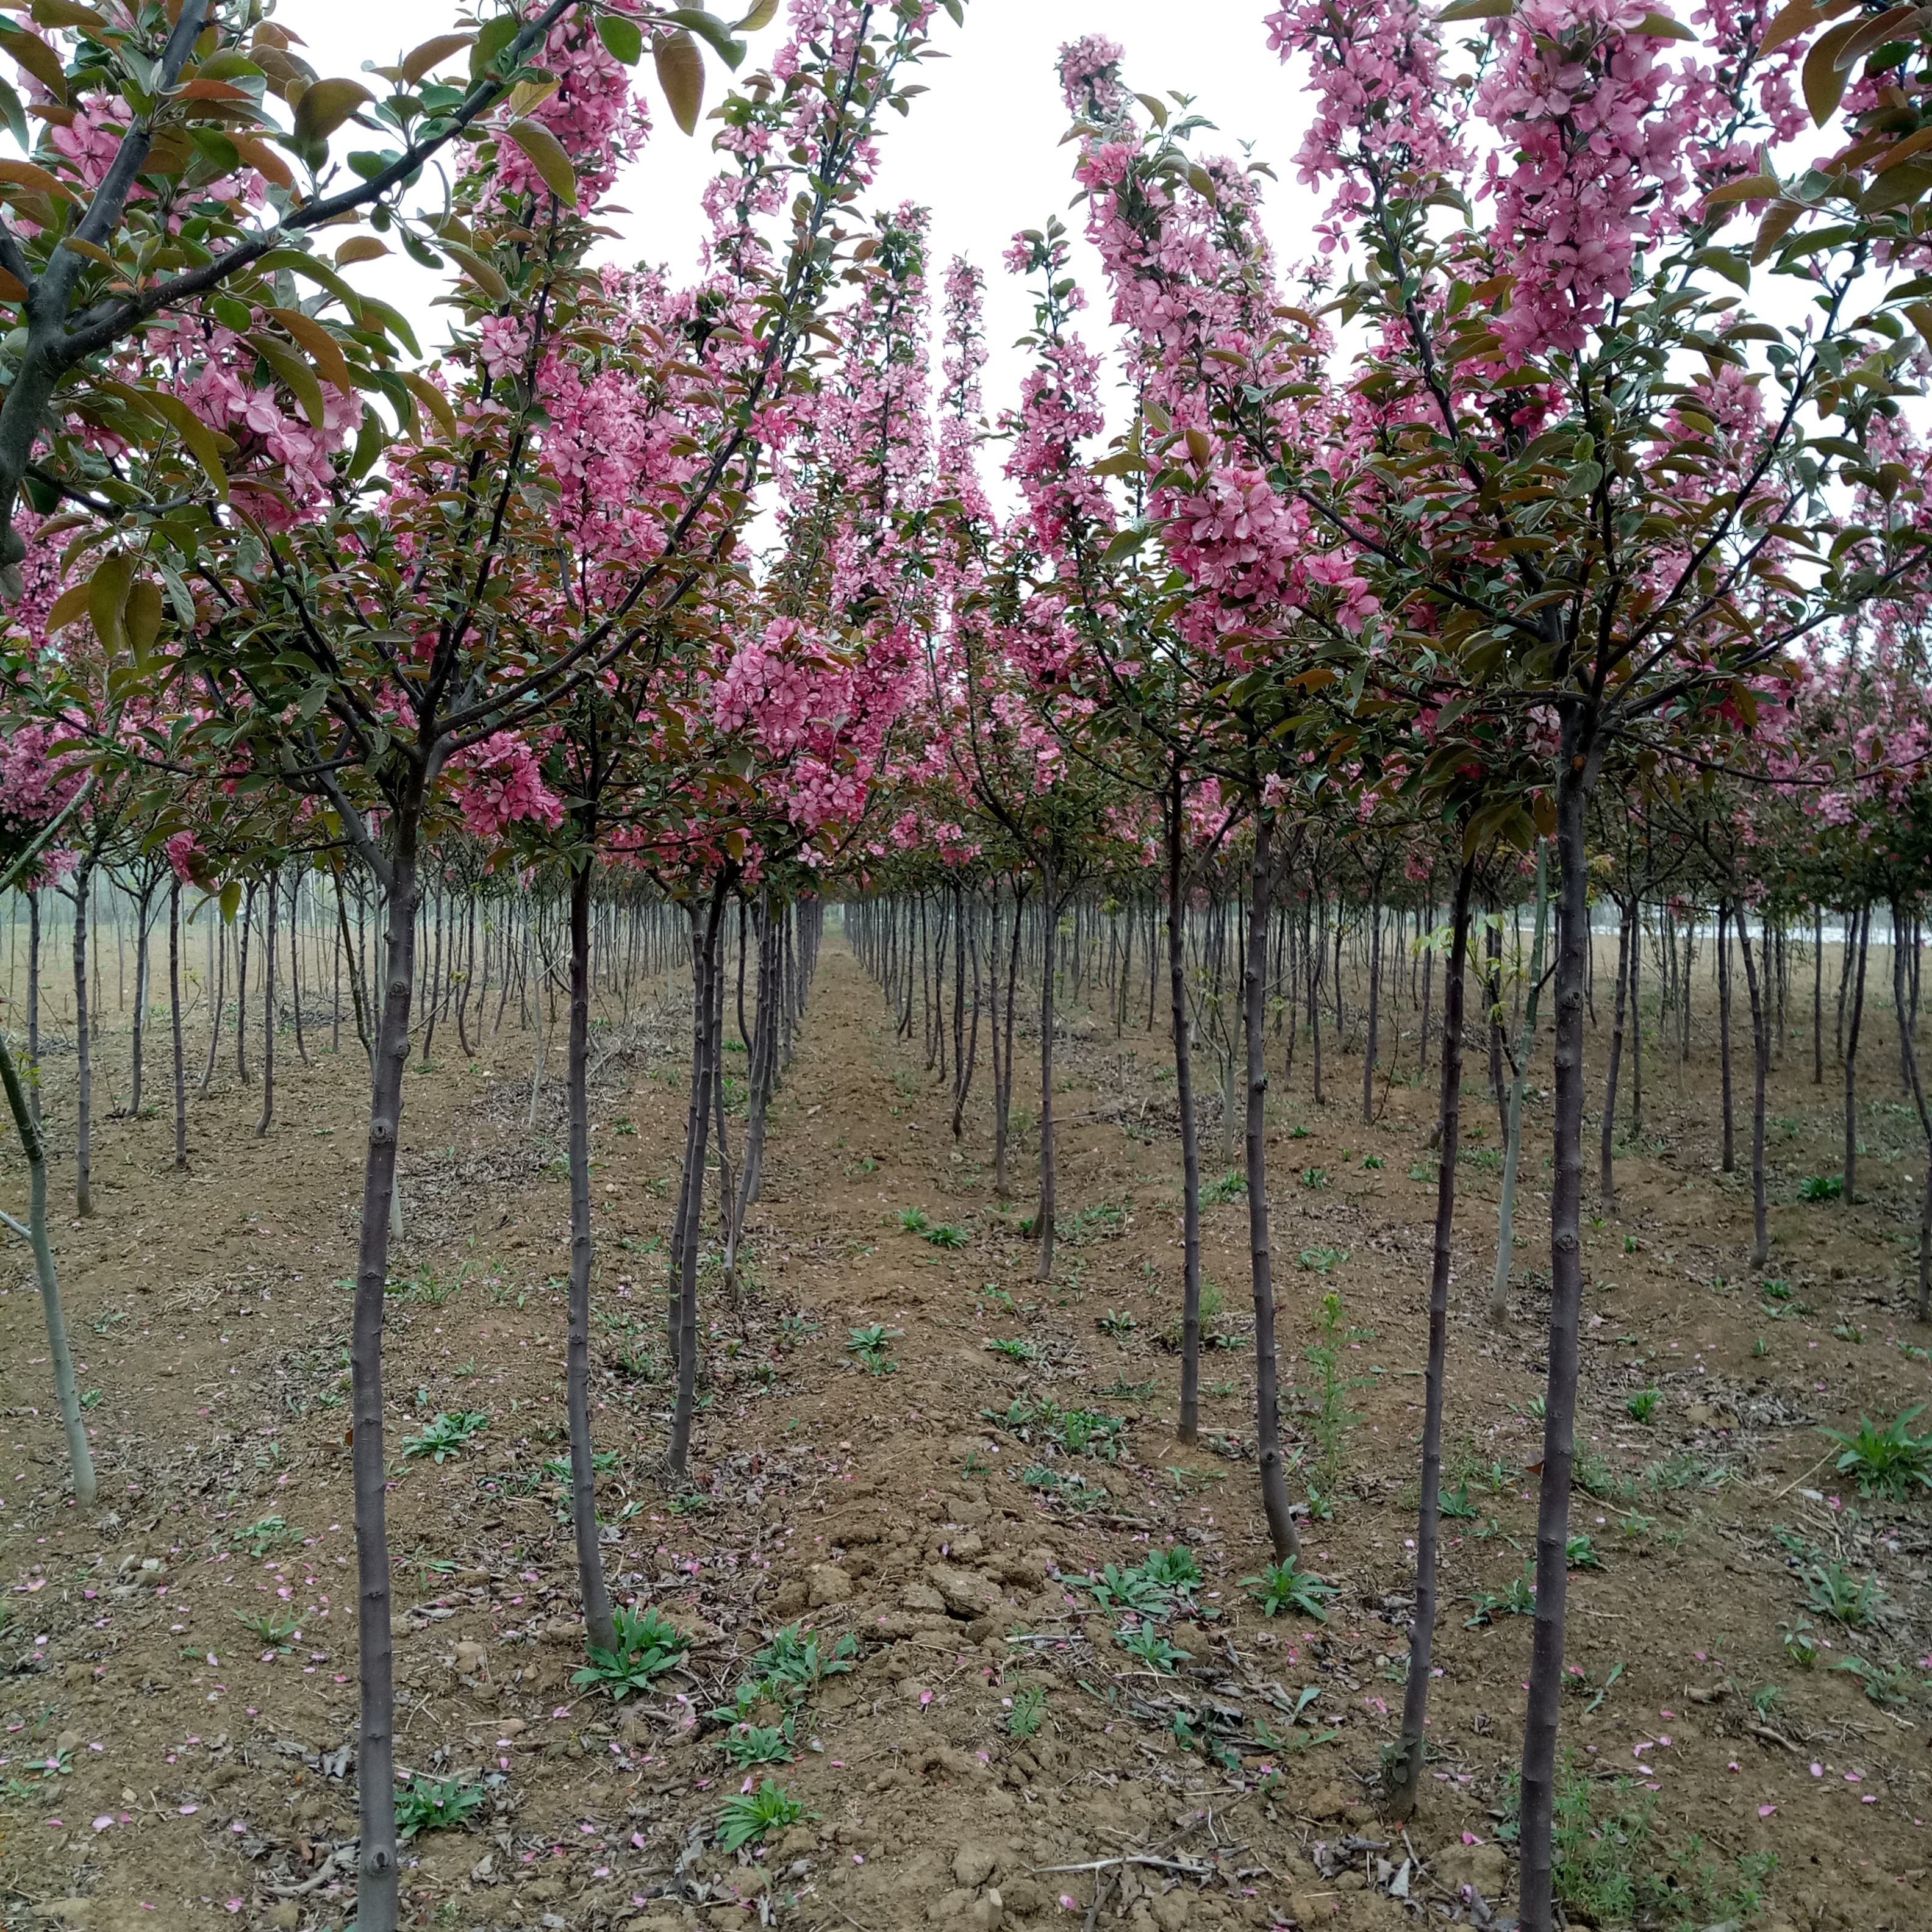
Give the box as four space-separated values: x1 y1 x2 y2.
1437 0 1513 19
354 293 420 359
1802 20 1861 124
0 74 27 150
87 551 131 654
348 404 387 482
1703 172 1778 207
293 77 374 146
1830 3 1917 70
250 331 327 430
666 9 746 69
442 241 509 302
1859 159 1932 216
654 28 705 136
0 21 68 104
502 117 578 206
470 13 521 79
255 247 361 317
1690 245 1750 288
124 576 163 664
146 393 231 501
187 125 241 175
401 32 474 83
399 228 443 271
596 14 643 63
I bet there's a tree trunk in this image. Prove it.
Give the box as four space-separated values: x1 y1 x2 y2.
1390 852 1474 1820
565 857 617 1653
1598 903 1632 1213
665 912 705 1367
1628 906 1643 1137
457 890 476 1057
236 882 252 1086
1886 909 1932 1321
1736 911 1769 1269
71 862 95 1217
1517 740 1595 1932
1309 887 1325 1106
1717 903 1734 1173
288 871 307 1064
257 874 277 1137
1419 896 1433 1084
670 884 728 1478
0 1029 96 1506
170 881 187 1172
1002 886 1026 1198
1844 904 1870 1204
1168 777 1204 1445
1486 912 1506 1143
711 934 735 1247
728 900 771 1268
740 890 777 1211
1036 858 1059 1283
1490 841 1550 1324
130 882 152 1118
1813 907 1824 1086
1244 814 1298 1561
347 809 425 1932
338 876 374 1072
200 911 224 1092
1362 884 1382 1124
27 888 40 1128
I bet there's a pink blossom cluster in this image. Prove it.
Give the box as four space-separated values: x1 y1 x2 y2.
1475 1 1695 359
0 721 85 829
450 731 566 840
157 314 358 515
490 2 649 207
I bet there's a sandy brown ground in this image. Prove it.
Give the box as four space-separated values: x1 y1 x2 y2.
1 918 1928 1932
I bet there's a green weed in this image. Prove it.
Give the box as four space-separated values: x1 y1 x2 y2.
1242 1557 1337 1623
571 1605 692 1702
395 1775 487 1839
1819 1405 1931 1500
715 1780 809 1852
1007 1685 1047 1739
402 1411 488 1462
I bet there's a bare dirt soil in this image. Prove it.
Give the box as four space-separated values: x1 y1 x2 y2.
1 923 1928 1932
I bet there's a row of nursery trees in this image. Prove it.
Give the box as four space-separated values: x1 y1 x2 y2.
1 0 1930 1924
4 857 810 1184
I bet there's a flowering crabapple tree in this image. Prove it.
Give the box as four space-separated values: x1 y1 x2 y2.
1053 1 1931 1912
48 1 952 1919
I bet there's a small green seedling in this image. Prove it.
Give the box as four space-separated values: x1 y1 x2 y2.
572 1605 692 1702
1465 1565 1537 1627
402 1411 489 1462
847 1325 901 1374
1242 1557 1337 1623
395 1775 487 1839
1007 1685 1047 1739
1116 1622 1187 1673
715 1780 809 1852
1819 1406 1931 1500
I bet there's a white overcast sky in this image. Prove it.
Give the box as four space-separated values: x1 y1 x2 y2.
305 0 1325 436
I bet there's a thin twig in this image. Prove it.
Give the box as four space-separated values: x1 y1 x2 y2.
1033 1855 1214 1878
1774 1449 1838 1500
